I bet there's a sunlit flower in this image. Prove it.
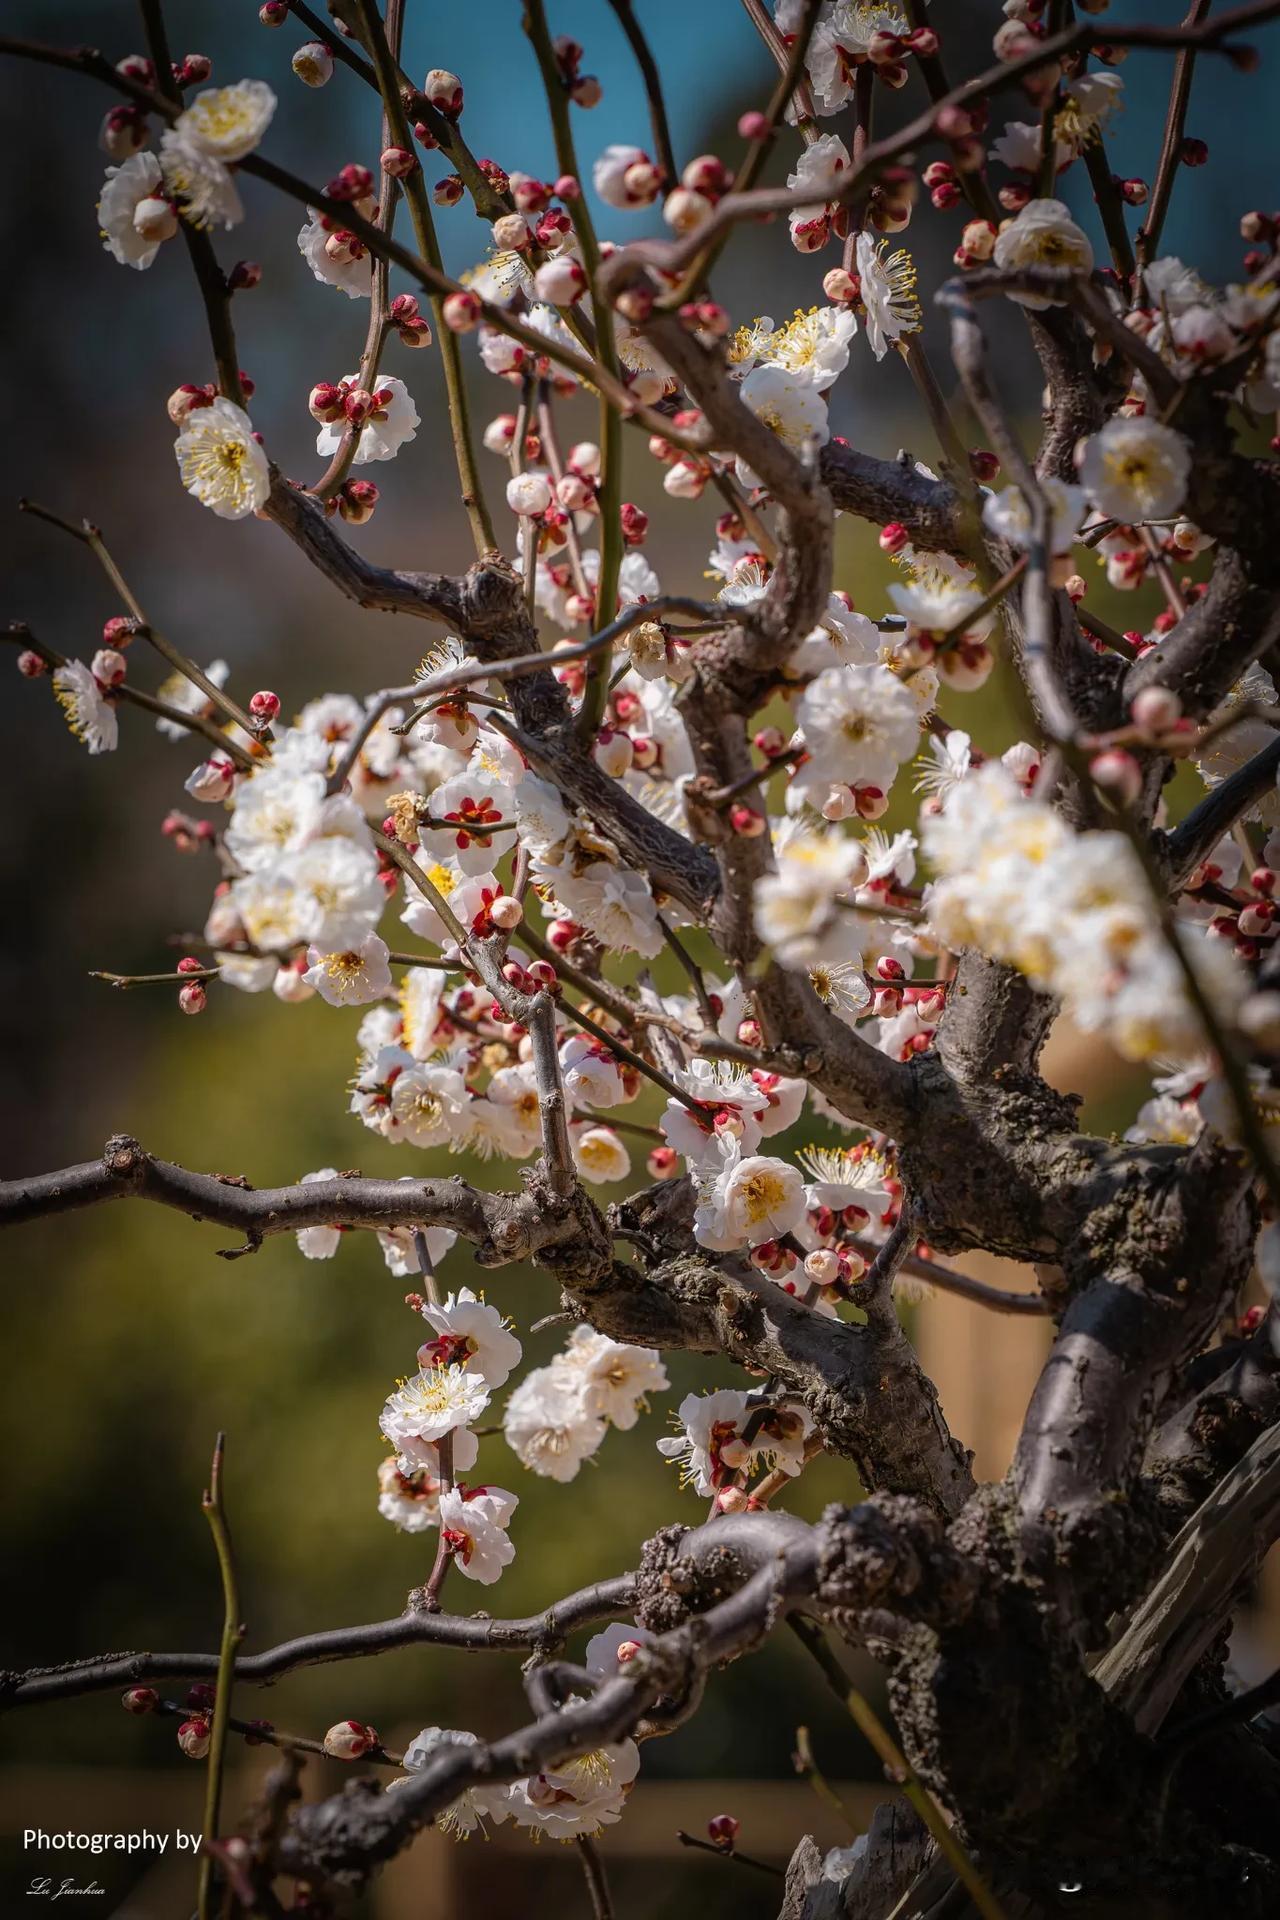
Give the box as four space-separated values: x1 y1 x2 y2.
52 660 118 755
175 397 270 519
855 233 921 360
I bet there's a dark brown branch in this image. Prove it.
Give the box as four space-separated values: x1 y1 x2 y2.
1 1577 637 1709
1160 733 1280 886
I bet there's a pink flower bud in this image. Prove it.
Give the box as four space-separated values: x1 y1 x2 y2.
680 298 730 336
168 382 215 425
538 926 576 963
433 174 465 207
492 211 532 252
533 255 587 305
17 649 47 678
1180 136 1208 167
423 68 464 117
683 153 731 198
227 259 262 294
931 181 962 210
907 26 940 55
968 447 1000 481
729 805 766 838
99 105 148 159
259 1 289 21
487 894 521 931
822 266 859 303
527 959 558 989
506 471 553 516
707 1814 740 1849
380 145 418 178
647 1145 679 1179
554 172 581 201
1089 748 1142 806
1241 210 1276 243
443 290 482 333
737 1017 763 1046
92 648 127 687
116 56 154 83
754 726 787 758
1252 868 1276 898
186 756 236 804
292 42 334 87
249 690 280 723
323 1720 380 1761
620 501 648 546
869 29 904 64
805 1248 841 1285
876 956 906 982
879 522 909 555
178 983 207 1016
623 157 664 204
338 480 379 524
664 187 713 233
570 73 603 108
177 1716 211 1758
179 54 213 85
594 727 634 777
122 1686 159 1714
1119 177 1148 206
999 181 1032 214
738 108 770 140
1131 685 1181 733
922 161 955 190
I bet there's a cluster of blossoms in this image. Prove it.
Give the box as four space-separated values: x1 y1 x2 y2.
25 0 1280 1865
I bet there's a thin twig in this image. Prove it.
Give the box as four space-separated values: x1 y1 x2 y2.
197 1433 242 1920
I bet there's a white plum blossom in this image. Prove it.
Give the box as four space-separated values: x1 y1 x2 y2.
753 829 868 969
795 663 921 795
294 1168 343 1259
694 1143 807 1251
388 1060 470 1148
438 1485 518 1584
315 377 420 464
98 153 170 269
298 210 373 296
176 80 276 162
174 398 270 519
1078 417 1192 523
739 364 831 473
806 5 909 115
992 199 1094 306
377 1456 443 1534
506 1741 640 1839
381 1363 491 1463
571 1124 632 1184
560 1033 627 1108
557 1326 668 1429
503 1367 608 1482
658 1387 813 1493
52 661 118 755
158 130 244 230
786 132 850 243
855 233 922 359
982 479 1087 555
419 1288 523 1388
302 933 393 1008
398 1727 511 1835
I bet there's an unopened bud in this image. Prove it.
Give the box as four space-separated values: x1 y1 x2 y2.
122 1686 159 1714
323 1720 379 1761
17 649 47 677
570 73 603 108
593 727 634 777
729 805 766 838
423 68 464 116
339 479 379 524
292 42 333 87
1179 136 1208 167
647 1144 679 1179
442 290 482 333
1089 748 1142 806
177 1717 211 1758
249 689 280 723
822 266 859 303
178 982 207 1016
968 447 1000 481
1131 685 1181 733
168 382 214 424
707 1814 740 1849
91 647 127 687
879 521 909 554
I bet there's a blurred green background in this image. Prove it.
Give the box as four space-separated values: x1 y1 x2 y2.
4 3 1277 1913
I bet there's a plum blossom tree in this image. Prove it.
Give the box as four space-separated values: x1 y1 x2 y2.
6 1 1280 1915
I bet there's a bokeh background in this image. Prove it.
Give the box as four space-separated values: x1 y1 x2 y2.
3 3 1279 1914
